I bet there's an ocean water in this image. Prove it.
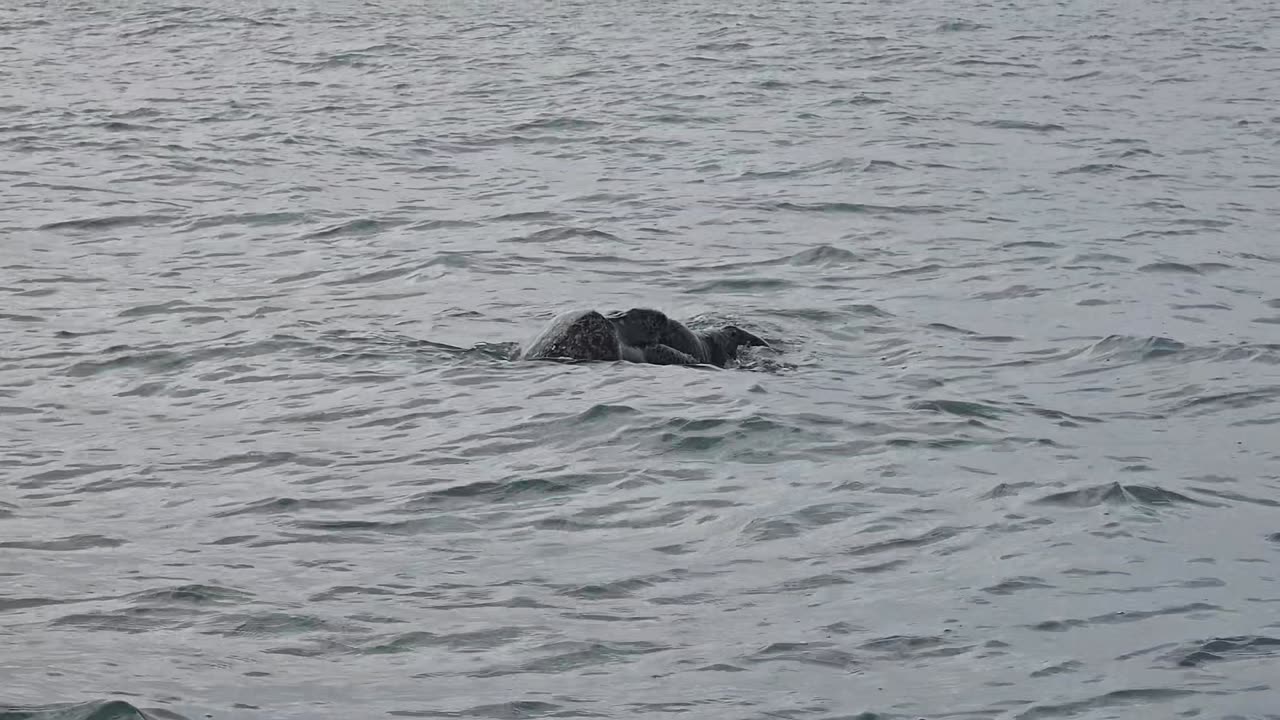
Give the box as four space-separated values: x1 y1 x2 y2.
3 0 1280 718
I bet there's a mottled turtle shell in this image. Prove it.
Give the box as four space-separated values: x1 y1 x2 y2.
520 309 622 362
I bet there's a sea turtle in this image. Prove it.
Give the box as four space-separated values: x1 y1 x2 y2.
519 307 769 367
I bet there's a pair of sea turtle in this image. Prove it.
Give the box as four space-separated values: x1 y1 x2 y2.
520 307 769 367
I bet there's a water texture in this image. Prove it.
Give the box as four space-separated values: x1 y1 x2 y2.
3 0 1280 717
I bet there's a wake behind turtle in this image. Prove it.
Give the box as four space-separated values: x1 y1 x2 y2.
519 307 769 368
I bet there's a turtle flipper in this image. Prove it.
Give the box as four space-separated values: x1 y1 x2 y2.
640 344 701 366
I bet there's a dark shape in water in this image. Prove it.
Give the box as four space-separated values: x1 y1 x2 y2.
0 699 189 720
607 307 770 367
519 308 769 368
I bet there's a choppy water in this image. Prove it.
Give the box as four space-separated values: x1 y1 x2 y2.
4 0 1280 718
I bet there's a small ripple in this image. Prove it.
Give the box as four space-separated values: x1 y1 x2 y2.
271 269 330 284
360 627 526 655
300 218 401 240
860 633 975 660
1030 603 1221 633
73 474 172 494
1003 240 1061 249
976 119 1066 132
36 213 181 231
1188 487 1280 508
824 93 890 106
179 450 333 474
908 399 1006 420
508 117 604 132
1075 335 1185 367
176 211 306 232
52 610 186 634
982 577 1056 595
127 584 254 606
955 57 1038 69
212 495 378 518
1163 387 1280 417
323 264 422 286
551 569 703 600
743 641 860 670
0 700 188 720
17 464 126 488
1033 482 1216 508
210 611 365 638
489 211 571 223
290 514 480 536
786 244 860 266
846 525 966 557
389 701 597 719
1139 261 1232 275
768 200 952 215
470 639 668 677
505 226 623 243
938 20 989 31
1165 635 1280 667
1057 163 1128 175
740 501 875 542
117 300 222 318
0 534 126 551
64 349 190 378
745 573 853 594
402 476 583 512
687 277 791 294
1016 688 1198 719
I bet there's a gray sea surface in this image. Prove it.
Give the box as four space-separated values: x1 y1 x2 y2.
4 0 1280 718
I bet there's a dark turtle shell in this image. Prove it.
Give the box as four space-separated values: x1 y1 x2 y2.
608 307 709 363
520 309 622 362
